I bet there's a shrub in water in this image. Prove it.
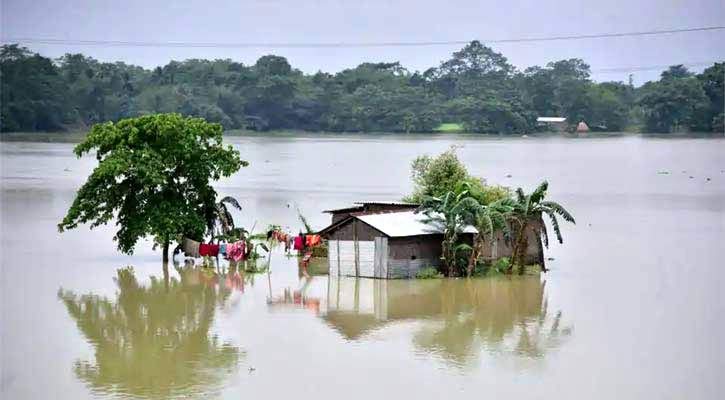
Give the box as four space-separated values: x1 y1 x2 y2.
416 266 443 279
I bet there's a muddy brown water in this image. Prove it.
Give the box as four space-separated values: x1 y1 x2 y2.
1 134 724 399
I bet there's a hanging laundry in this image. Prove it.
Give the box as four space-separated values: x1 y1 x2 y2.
293 235 304 251
220 243 227 256
199 243 220 257
183 238 201 258
226 241 246 262
277 231 289 243
306 234 321 248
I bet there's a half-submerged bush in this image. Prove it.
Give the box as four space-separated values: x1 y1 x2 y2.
416 266 443 279
472 257 541 276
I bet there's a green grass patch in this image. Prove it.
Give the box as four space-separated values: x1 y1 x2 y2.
433 123 465 133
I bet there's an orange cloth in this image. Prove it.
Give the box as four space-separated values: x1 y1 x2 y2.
305 234 321 247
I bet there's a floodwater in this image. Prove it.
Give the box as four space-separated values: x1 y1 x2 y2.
1 134 724 399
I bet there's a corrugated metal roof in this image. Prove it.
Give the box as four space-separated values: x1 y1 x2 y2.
357 211 477 237
353 201 419 207
322 205 364 214
537 117 567 122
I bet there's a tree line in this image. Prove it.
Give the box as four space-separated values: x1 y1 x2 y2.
1 42 723 134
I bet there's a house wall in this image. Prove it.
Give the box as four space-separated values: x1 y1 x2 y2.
328 239 387 278
324 219 385 241
479 221 544 265
387 235 442 278
330 208 362 224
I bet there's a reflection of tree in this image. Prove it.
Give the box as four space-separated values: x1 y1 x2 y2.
58 266 242 399
413 277 571 366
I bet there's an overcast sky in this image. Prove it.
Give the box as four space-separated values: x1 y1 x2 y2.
2 0 724 84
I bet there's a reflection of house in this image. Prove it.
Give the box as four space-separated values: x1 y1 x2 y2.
319 203 545 279
322 276 569 364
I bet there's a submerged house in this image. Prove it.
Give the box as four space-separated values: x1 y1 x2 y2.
319 203 544 279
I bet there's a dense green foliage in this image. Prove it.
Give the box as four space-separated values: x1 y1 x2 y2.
57 114 246 259
2 43 722 133
413 149 574 277
405 147 510 203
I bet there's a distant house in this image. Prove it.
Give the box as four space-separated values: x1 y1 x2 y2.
318 205 544 279
536 117 567 132
576 121 590 134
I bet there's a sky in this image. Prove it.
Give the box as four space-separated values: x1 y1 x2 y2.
2 0 724 85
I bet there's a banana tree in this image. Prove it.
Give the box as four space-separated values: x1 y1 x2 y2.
419 189 480 277
462 198 515 277
508 181 575 274
208 196 242 242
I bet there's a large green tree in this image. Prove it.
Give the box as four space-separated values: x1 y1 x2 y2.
638 69 710 133
697 62 724 133
58 113 246 261
0 45 70 131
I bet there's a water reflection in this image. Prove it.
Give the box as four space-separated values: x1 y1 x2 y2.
58 266 243 399
323 276 571 366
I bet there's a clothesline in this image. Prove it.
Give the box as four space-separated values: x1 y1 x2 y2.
180 231 323 263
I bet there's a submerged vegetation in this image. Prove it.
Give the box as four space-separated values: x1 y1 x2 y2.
415 266 444 279
1 43 722 134
412 148 575 277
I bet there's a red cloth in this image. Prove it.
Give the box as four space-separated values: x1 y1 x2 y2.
293 236 304 251
199 243 220 257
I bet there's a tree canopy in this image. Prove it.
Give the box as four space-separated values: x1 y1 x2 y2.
57 113 246 259
1 43 723 134
405 147 510 204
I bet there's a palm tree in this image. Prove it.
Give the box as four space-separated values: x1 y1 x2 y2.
419 189 480 277
508 181 575 274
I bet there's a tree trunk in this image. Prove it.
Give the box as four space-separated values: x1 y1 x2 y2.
162 261 170 291
467 236 481 278
162 240 170 263
509 222 527 274
518 235 529 275
446 235 458 277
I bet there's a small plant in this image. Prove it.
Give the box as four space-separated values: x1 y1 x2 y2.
416 266 443 279
492 257 511 274
472 257 510 277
